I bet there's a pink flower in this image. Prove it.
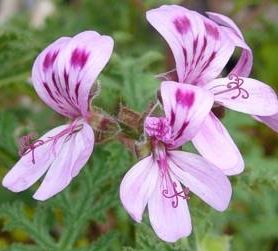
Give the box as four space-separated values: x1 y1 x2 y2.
2 31 114 200
146 5 278 175
120 82 232 242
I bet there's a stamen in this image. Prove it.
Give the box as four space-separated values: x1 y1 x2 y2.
155 146 190 208
18 132 44 164
210 73 249 99
18 122 83 165
162 182 190 208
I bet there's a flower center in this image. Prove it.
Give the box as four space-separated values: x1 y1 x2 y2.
145 117 172 143
210 74 249 99
18 121 83 164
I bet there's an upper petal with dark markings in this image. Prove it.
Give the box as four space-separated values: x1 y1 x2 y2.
160 81 214 148
32 31 114 119
146 5 235 85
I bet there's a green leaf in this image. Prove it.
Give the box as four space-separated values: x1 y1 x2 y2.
200 235 231 251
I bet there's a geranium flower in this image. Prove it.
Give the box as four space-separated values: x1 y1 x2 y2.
2 31 114 200
120 82 232 242
146 5 278 175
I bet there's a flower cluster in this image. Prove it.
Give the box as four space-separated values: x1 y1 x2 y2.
2 4 278 243
122 5 277 242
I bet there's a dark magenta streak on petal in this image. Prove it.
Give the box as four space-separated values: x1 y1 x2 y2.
75 82 80 104
201 51 216 72
62 70 80 113
43 51 59 71
195 37 207 67
182 47 188 81
53 69 79 115
242 53 248 65
43 82 58 103
204 21 219 40
174 16 190 34
64 70 72 100
174 121 189 141
64 70 69 91
58 105 65 110
70 48 90 69
87 99 90 112
170 109 176 127
193 36 198 55
241 52 249 68
175 89 195 108
52 72 62 95
183 47 188 66
201 37 207 55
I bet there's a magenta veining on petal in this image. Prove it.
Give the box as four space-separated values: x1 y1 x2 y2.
70 48 90 69
43 50 59 71
43 82 59 103
169 109 176 126
173 16 190 34
175 88 195 107
173 121 189 141
204 21 219 40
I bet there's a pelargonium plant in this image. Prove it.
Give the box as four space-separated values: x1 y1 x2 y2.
1 4 277 245
119 5 277 242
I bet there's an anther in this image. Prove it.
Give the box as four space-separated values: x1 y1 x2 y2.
18 132 44 164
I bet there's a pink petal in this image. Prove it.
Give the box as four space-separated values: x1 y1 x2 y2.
146 5 234 84
56 31 114 119
148 172 191 242
192 22 234 85
254 113 278 133
2 125 69 193
33 122 94 201
120 156 159 222
32 37 77 118
169 150 232 211
192 112 244 175
206 12 244 39
206 12 253 77
32 31 114 119
207 76 278 116
160 81 214 148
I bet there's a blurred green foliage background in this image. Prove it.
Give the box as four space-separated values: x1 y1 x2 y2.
0 0 277 250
